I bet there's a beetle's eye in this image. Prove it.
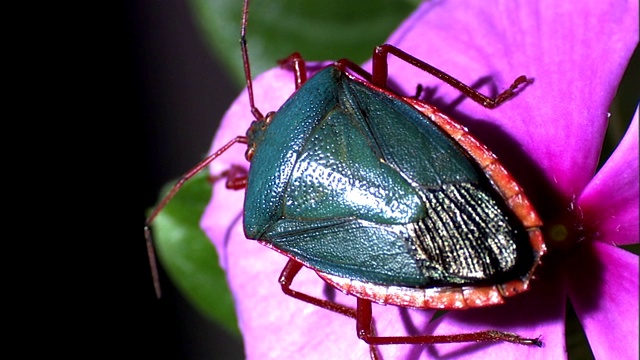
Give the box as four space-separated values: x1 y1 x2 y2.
264 111 276 126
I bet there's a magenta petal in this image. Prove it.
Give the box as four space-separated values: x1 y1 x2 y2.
374 0 639 198
578 108 639 246
566 241 639 360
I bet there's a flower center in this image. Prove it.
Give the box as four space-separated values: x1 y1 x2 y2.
549 223 569 242
544 209 586 253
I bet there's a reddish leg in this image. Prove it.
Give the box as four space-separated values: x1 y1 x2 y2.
334 58 373 83
280 260 382 360
368 44 530 108
209 164 248 190
280 259 541 358
278 53 308 90
144 136 248 297
355 298 542 347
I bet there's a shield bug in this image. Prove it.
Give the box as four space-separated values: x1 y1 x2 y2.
145 0 546 357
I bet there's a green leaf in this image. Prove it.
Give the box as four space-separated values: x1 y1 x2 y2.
189 0 420 86
151 171 240 336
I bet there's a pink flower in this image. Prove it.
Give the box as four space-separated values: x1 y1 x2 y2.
201 0 638 359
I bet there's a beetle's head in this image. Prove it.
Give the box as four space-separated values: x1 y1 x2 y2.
245 111 276 161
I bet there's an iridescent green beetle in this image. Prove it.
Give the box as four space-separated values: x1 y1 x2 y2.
246 63 543 289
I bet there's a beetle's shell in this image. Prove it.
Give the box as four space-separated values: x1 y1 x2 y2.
245 65 543 294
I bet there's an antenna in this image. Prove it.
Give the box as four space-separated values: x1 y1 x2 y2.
241 0 263 121
144 1 257 298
